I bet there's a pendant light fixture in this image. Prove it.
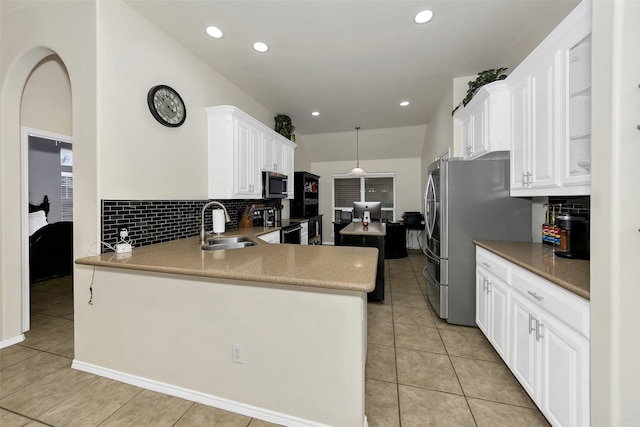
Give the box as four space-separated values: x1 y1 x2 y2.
349 126 365 176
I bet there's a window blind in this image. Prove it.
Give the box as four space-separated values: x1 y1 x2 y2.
61 172 73 221
332 173 396 222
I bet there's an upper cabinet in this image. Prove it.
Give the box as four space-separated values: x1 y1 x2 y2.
508 1 591 197
206 105 296 199
455 81 510 160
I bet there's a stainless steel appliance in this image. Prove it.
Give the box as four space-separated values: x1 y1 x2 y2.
281 223 302 244
423 152 532 326
262 171 288 199
252 207 275 227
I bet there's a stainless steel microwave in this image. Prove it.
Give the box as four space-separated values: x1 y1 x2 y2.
262 171 288 199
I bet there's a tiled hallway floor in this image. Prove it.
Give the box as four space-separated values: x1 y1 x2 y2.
1 254 550 426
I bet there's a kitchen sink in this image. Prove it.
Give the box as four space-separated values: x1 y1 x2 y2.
207 236 254 245
201 235 257 251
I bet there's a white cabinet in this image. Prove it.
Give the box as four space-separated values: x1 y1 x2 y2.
507 1 591 197
207 105 296 199
509 57 561 195
257 230 280 244
234 121 262 197
476 266 511 362
562 37 592 189
300 221 309 245
475 246 590 427
262 134 286 173
455 81 510 160
510 267 590 427
475 248 512 363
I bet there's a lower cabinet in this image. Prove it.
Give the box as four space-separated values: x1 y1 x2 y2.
475 246 590 427
475 266 510 363
511 285 590 427
258 230 280 244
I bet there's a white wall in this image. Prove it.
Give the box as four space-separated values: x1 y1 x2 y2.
311 158 422 244
1 0 98 344
304 125 427 162
21 55 72 135
97 1 276 200
293 134 311 172
591 1 640 424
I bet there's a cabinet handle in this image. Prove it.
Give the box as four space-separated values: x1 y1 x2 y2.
528 314 537 334
536 322 544 341
527 291 544 301
522 172 526 187
481 261 491 268
486 279 492 293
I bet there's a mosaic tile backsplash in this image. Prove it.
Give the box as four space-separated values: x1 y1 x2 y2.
101 199 274 251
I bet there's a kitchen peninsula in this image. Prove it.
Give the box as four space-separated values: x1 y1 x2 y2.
74 229 378 427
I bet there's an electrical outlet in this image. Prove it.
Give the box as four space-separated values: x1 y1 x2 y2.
232 344 244 364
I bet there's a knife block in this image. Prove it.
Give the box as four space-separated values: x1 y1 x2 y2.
239 214 253 228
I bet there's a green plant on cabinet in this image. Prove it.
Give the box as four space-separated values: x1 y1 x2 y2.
452 68 509 115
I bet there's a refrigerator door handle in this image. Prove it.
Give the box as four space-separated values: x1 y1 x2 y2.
422 264 439 286
425 174 437 240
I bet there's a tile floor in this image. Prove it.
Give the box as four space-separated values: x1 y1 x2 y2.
366 254 550 426
0 254 550 426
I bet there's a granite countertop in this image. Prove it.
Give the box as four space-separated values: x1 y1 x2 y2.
339 222 387 237
76 226 378 293
474 240 590 300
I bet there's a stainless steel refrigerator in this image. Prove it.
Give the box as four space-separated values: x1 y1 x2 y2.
423 152 531 326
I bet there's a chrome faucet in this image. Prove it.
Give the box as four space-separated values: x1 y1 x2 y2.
200 201 231 245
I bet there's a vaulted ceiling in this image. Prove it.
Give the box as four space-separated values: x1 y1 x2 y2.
125 0 580 137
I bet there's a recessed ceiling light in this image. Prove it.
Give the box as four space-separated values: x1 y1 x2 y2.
312 111 320 116
400 101 410 107
414 10 434 24
205 26 223 39
253 42 269 53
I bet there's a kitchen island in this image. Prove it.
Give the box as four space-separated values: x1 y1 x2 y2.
74 229 378 427
337 221 386 302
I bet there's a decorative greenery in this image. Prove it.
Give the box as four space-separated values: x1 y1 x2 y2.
274 114 296 142
452 67 508 116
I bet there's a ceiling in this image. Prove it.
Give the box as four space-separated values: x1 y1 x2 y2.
125 0 580 136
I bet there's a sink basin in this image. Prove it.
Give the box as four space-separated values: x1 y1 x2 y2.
201 235 257 251
207 236 254 245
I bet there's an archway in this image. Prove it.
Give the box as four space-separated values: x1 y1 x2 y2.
0 47 72 346
20 54 73 331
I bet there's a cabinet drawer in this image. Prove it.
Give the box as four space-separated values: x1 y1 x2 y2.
512 265 589 338
476 247 510 283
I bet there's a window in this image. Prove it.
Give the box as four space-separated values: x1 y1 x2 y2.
61 172 73 221
332 173 396 222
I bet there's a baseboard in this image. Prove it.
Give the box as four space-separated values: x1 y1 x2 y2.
72 360 340 427
0 334 25 349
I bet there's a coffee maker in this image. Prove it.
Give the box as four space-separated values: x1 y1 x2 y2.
555 213 590 259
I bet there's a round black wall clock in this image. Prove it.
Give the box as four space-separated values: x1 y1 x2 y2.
147 85 186 127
